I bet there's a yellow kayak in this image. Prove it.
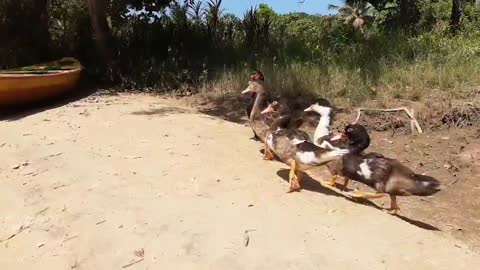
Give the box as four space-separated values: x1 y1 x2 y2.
0 58 83 107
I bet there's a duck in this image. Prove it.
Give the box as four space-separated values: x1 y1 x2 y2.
241 71 281 143
261 99 330 140
326 124 443 214
260 102 307 161
263 104 350 193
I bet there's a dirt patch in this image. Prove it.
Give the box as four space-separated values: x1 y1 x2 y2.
2 93 480 269
182 94 480 251
183 95 480 132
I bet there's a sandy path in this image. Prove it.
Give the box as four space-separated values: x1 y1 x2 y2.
1 95 479 269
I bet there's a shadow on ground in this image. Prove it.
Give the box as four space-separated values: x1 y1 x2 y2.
193 94 250 124
276 168 440 232
130 106 190 117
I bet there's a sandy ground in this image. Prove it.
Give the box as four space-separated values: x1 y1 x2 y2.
1 94 480 269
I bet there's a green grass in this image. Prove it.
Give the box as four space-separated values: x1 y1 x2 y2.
197 32 480 108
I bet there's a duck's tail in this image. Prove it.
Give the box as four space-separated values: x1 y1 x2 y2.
410 174 443 196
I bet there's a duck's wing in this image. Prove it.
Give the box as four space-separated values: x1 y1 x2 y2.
287 129 311 142
287 117 304 130
362 152 385 159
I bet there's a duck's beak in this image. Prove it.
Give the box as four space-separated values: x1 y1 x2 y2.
261 106 274 114
304 107 313 112
241 81 253 94
241 88 252 94
331 133 347 141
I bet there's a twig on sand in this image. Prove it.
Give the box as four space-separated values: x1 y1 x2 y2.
0 224 31 243
96 220 106 225
244 229 256 247
12 161 29 170
122 258 144 268
446 178 460 187
53 184 68 190
57 205 67 213
23 169 48 177
354 107 423 134
35 207 50 217
63 235 78 242
44 152 63 159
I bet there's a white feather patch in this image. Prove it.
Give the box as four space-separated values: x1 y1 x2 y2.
322 149 349 160
357 160 372 179
267 134 274 149
330 133 343 141
290 138 306 145
295 151 319 164
296 148 349 165
312 107 332 146
318 140 340 150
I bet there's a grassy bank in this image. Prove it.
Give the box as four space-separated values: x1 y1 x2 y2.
199 31 480 108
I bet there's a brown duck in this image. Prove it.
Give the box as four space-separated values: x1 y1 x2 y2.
241 71 280 143
326 124 443 214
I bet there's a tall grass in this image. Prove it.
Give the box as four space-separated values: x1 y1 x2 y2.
202 30 480 107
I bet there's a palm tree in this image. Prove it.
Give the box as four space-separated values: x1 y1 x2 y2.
188 0 204 23
204 0 223 35
328 2 375 32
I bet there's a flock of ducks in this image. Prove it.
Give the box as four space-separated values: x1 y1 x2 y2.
242 71 442 214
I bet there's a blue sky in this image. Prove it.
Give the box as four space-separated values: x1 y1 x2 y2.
221 0 344 17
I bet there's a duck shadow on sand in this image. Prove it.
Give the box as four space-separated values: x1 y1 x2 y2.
130 106 189 117
276 168 440 232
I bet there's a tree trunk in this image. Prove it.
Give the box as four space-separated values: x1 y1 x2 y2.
33 0 51 59
450 0 464 32
86 0 113 68
399 0 419 28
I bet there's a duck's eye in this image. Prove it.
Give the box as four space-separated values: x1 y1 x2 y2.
347 128 353 133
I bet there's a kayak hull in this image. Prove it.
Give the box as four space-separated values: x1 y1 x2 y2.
0 58 82 107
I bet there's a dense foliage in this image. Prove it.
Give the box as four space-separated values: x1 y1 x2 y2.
1 0 480 102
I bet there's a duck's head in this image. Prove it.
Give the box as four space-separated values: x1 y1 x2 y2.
242 71 265 95
261 101 280 114
250 70 264 81
304 102 332 116
332 123 370 154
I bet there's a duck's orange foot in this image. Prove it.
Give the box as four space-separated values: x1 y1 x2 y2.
320 179 336 187
287 177 301 193
347 191 385 199
384 195 400 215
287 185 301 193
385 208 400 215
263 154 274 161
341 178 350 191
320 175 339 188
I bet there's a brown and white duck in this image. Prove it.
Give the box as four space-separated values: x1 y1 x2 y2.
303 102 360 151
263 104 350 193
260 102 307 161
326 124 443 214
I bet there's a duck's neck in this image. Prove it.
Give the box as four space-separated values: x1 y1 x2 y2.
269 115 292 131
348 136 370 154
313 108 332 143
250 88 268 120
